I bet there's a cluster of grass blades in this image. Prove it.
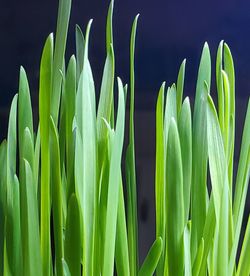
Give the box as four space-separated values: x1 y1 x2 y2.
155 41 250 276
0 0 250 275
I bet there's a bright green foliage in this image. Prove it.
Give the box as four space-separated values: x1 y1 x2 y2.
155 40 250 276
0 0 250 275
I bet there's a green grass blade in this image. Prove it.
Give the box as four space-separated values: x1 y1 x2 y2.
51 0 72 123
164 118 184 276
237 215 250 276
207 94 229 276
75 20 97 276
155 82 165 274
75 24 85 81
64 194 81 276
233 98 250 230
103 77 125 276
115 178 130 276
192 238 204 276
65 55 76 202
216 40 224 131
18 66 34 146
39 34 53 276
138 237 163 276
50 117 64 276
224 43 235 189
126 14 139 276
97 44 115 142
176 59 186 115
178 97 192 224
23 159 42 276
229 99 250 274
191 43 211 262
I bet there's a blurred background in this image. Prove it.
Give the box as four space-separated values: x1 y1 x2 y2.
0 0 250 261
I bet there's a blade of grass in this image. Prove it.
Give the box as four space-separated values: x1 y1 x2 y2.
178 97 192 224
191 43 211 263
126 14 140 276
236 215 250 276
207 94 229 276
65 55 76 202
23 159 42 276
102 77 125 276
64 194 81 276
176 59 186 116
50 116 64 276
164 118 184 276
155 82 165 274
39 34 53 276
138 237 163 276
115 177 130 276
51 0 72 123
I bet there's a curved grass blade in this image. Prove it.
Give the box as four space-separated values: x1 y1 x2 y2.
237 215 250 276
176 59 186 115
75 24 85 81
138 237 163 276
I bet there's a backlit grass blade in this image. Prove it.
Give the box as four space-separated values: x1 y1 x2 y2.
138 237 163 276
198 196 216 275
155 82 165 274
18 66 34 145
207 94 229 276
39 34 53 276
5 95 22 275
115 178 130 276
51 0 72 123
6 175 22 275
164 118 184 276
97 44 115 142
229 99 250 274
50 117 64 276
191 43 211 263
192 238 204 276
237 215 250 276
178 97 192 223
126 14 140 276
164 85 177 142
223 43 235 188
176 59 186 115
64 194 81 276
65 55 76 202
23 159 42 276
75 20 96 276
216 41 224 131
75 24 85 81
103 77 125 276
